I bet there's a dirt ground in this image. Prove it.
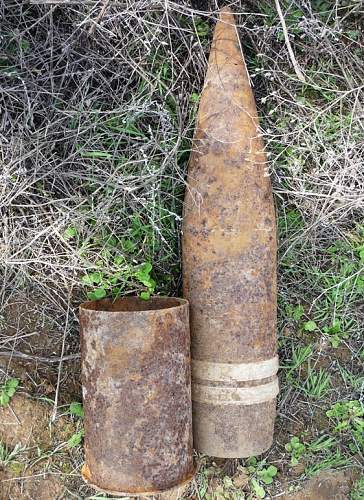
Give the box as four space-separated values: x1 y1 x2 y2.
0 298 361 498
0 391 358 499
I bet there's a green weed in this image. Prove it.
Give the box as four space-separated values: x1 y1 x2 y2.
351 476 364 500
256 465 278 485
292 304 305 321
282 344 331 399
0 378 19 406
67 429 85 448
63 226 77 240
279 227 364 353
0 442 26 467
285 436 306 466
304 450 350 477
322 319 349 348
313 231 364 326
303 320 318 332
282 344 313 381
326 401 364 453
82 260 156 301
338 365 364 391
278 209 304 237
284 434 349 478
250 478 266 499
301 366 331 399
67 402 85 448
134 262 156 300
69 402 84 419
245 457 278 498
196 458 278 499
308 435 337 453
301 316 349 349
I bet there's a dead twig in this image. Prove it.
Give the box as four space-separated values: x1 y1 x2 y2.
29 0 121 5
274 0 306 82
0 351 80 363
88 0 110 35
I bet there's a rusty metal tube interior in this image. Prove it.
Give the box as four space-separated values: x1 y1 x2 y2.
80 296 195 496
182 7 278 458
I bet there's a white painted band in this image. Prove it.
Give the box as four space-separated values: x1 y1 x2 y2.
192 356 279 383
192 379 279 406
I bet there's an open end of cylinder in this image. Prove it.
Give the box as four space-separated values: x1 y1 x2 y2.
80 296 188 313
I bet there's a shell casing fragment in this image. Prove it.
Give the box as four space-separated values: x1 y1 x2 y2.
80 297 195 495
182 7 278 458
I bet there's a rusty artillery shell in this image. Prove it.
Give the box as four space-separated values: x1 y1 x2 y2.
80 296 195 496
182 7 278 458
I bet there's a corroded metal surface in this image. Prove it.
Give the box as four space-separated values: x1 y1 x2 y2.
80 296 195 495
182 7 278 458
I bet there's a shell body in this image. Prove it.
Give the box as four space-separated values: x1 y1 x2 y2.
182 8 278 457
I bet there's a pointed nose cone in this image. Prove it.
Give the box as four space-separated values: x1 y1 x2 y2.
197 6 259 149
209 6 244 68
183 8 277 458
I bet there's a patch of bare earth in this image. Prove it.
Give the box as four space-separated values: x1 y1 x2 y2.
281 469 358 500
0 472 63 500
0 395 77 499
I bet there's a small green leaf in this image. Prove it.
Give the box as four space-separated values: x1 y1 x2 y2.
330 336 340 348
81 274 94 286
247 457 257 466
0 392 10 406
135 262 156 294
0 378 19 406
140 291 150 300
267 465 278 477
64 227 77 240
93 288 107 300
67 429 84 448
5 378 19 391
114 255 124 266
293 304 304 321
190 92 200 103
69 402 84 419
251 479 265 498
346 30 359 40
123 240 136 252
195 19 209 38
330 319 341 334
80 150 112 159
139 262 152 274
89 272 103 284
6 387 16 398
304 320 317 332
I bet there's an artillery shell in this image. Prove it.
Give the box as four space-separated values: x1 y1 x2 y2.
182 7 278 458
80 296 195 495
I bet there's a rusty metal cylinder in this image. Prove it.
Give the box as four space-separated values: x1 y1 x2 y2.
79 296 195 496
182 7 278 458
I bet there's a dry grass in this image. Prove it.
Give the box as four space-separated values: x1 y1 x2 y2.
1 0 363 498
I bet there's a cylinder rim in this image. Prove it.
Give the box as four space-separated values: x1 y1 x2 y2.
79 296 188 314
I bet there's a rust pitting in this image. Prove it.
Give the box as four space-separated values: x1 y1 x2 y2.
80 296 195 495
182 6 278 458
